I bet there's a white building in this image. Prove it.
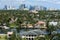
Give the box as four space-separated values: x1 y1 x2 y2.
49 21 58 26
7 6 16 10
48 8 58 10
39 6 47 10
29 10 38 13
20 29 48 40
23 8 29 10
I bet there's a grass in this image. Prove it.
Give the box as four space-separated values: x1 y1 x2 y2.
10 23 18 28
0 34 7 40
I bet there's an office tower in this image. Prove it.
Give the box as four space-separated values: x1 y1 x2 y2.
3 5 7 10
39 6 47 10
29 5 35 10
29 5 39 11
7 6 16 10
19 4 26 10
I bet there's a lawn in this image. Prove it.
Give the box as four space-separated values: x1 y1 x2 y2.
0 34 7 40
10 23 18 28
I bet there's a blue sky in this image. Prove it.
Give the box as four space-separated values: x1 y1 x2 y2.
0 0 60 9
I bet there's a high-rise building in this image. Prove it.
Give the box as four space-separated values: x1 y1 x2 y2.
19 4 29 10
7 6 16 10
34 6 40 11
3 5 16 10
29 5 47 11
39 6 47 10
19 4 26 10
29 5 35 10
3 5 7 10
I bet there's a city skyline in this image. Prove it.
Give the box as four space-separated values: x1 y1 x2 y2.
0 0 60 9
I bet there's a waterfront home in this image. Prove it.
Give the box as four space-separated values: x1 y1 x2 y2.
7 31 13 38
49 21 58 26
34 21 47 29
51 29 60 40
21 23 33 28
51 29 60 35
3 26 9 29
0 25 9 29
20 29 48 40
27 24 33 28
21 23 27 28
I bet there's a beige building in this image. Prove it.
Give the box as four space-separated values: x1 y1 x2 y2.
34 21 47 29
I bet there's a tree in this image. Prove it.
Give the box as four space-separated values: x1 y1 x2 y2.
34 36 45 40
22 37 27 40
10 32 16 40
16 34 22 40
52 34 60 40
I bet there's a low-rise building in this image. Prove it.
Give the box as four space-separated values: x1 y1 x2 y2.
29 10 38 13
34 21 47 29
49 21 58 26
20 29 49 40
7 31 13 38
27 24 33 28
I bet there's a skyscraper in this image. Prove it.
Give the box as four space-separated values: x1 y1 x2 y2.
7 6 16 10
3 5 7 10
19 4 26 10
39 6 47 10
29 5 35 10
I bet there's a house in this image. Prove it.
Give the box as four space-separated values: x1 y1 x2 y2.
20 29 49 40
51 29 60 36
21 21 33 28
7 31 13 38
3 26 9 29
3 23 10 29
21 23 27 28
49 21 58 26
27 24 33 28
0 25 9 29
29 10 38 13
34 21 47 29
21 23 33 28
51 29 60 40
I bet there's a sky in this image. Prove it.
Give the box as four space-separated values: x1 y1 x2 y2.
0 0 60 9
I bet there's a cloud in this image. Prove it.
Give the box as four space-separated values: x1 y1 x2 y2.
38 0 60 4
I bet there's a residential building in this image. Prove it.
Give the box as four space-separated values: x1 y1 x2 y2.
7 31 13 38
29 10 38 13
34 21 47 29
20 29 49 40
49 21 58 26
27 24 33 28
